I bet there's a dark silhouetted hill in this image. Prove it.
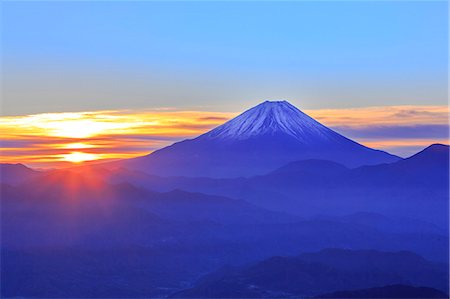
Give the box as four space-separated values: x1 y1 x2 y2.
315 284 448 298
173 249 449 298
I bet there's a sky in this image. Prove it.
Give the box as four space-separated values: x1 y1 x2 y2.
0 1 448 167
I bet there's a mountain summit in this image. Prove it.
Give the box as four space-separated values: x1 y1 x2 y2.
117 100 400 178
202 101 338 143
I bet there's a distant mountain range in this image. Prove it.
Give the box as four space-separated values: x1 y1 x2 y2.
113 101 400 178
33 142 443 226
1 168 299 249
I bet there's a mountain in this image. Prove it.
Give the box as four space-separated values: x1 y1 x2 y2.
173 249 449 298
405 143 449 166
114 101 399 178
351 143 449 188
315 284 448 298
0 163 39 185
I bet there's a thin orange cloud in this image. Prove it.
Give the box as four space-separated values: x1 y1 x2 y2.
0 105 448 168
305 105 449 127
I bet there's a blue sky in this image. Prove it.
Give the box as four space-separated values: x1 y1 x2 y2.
2 1 448 115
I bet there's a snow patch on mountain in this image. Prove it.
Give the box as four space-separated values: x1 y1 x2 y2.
200 100 339 144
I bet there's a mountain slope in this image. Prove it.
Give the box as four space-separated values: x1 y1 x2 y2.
115 101 399 178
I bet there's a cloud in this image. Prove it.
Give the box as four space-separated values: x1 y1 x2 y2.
305 105 449 156
333 124 449 139
196 116 230 122
306 105 449 127
392 109 438 118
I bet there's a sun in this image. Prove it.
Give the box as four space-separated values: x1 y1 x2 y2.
51 120 110 138
62 152 99 163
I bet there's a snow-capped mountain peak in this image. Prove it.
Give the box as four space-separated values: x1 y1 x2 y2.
200 100 337 143
117 99 400 177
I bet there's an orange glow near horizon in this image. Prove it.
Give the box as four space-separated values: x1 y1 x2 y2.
0 105 448 168
0 109 234 168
